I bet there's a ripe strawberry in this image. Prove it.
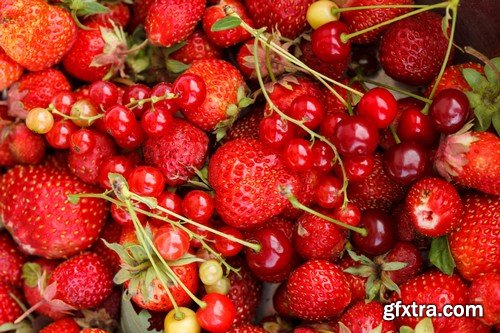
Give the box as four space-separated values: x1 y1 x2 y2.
384 242 422 285
299 39 350 81
0 0 76 71
142 118 209 186
321 79 364 116
0 281 23 326
0 47 23 91
338 255 366 303
406 177 463 237
0 230 27 287
435 129 500 196
49 252 112 309
244 0 315 39
225 108 263 141
83 2 131 28
40 317 80 333
444 317 490 333
281 169 321 219
468 273 500 326
182 59 247 134
169 29 222 65
337 300 396 332
426 62 484 97
272 283 294 317
449 193 499 280
246 215 294 241
91 220 122 275
393 271 468 330
7 123 46 165
379 12 451 85
7 68 71 119
341 0 414 44
0 127 16 168
129 0 156 30
287 260 351 320
145 0 205 47
0 163 108 258
228 325 268 333
208 138 300 228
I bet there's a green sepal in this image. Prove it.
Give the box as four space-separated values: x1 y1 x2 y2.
429 236 456 275
338 322 352 333
211 16 242 32
22 262 42 288
414 318 435 333
381 261 407 271
484 57 500 85
166 59 190 74
120 291 162 333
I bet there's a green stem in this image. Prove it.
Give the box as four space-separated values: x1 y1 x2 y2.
390 125 401 144
331 4 429 16
360 78 432 104
125 92 177 109
264 36 276 83
51 109 104 123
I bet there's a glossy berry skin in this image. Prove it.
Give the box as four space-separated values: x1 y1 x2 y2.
98 155 136 190
196 293 236 333
51 92 76 119
141 105 174 138
122 84 150 118
320 112 348 141
352 209 396 255
357 87 398 128
173 73 207 110
283 138 313 172
70 129 96 155
385 241 423 285
314 175 343 209
259 113 296 149
468 273 500 326
69 99 99 128
152 191 183 223
341 154 375 182
128 166 165 198
333 203 361 227
182 190 214 222
333 115 379 157
153 225 190 261
384 142 427 185
311 21 351 63
214 226 244 257
104 105 138 139
397 108 438 146
88 81 119 110
45 120 78 149
429 88 470 134
288 94 325 132
111 201 149 225
310 141 335 173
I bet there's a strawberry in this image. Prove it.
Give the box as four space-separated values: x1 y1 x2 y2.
0 47 23 91
393 271 468 330
299 39 350 81
169 29 222 65
379 12 451 85
7 123 46 165
228 325 268 333
142 118 209 186
281 169 321 219
0 281 23 326
225 108 263 141
0 131 16 168
49 252 113 309
7 68 71 119
468 273 500 326
338 255 366 303
244 0 315 39
444 317 490 333
129 0 156 30
0 230 27 287
341 0 414 44
435 128 500 196
246 215 294 241
0 163 108 258
182 59 247 135
384 242 422 285
406 177 463 237
40 318 80 333
208 138 300 229
337 300 396 332
0 0 76 71
287 260 351 321
145 0 205 47
426 62 484 97
391 202 427 247
83 2 131 28
91 220 122 276
272 283 294 317
80 329 109 333
449 193 499 280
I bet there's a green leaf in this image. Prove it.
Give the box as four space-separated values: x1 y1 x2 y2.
381 261 408 271
162 41 187 57
429 236 456 275
238 97 254 108
166 59 190 74
462 68 485 91
77 1 109 16
492 106 500 135
484 57 500 85
399 327 415 333
338 322 352 333
120 292 162 333
474 105 493 131
22 262 41 288
414 318 435 333
211 16 242 32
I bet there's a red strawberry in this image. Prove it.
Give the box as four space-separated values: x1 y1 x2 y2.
426 62 484 97
49 252 112 309
129 0 156 30
338 255 366 303
0 281 23 326
337 300 396 332
0 47 23 91
7 68 71 119
169 29 222 65
449 193 499 280
0 163 108 258
468 273 500 326
379 12 451 85
7 123 46 165
91 220 123 275
444 317 490 333
341 0 414 44
287 260 351 320
293 209 346 261
208 138 300 229
182 59 247 134
83 2 131 28
435 129 500 196
406 177 463 237
272 283 294 317
299 39 350 81
384 242 422 285
80 329 109 333
40 317 80 333
321 79 364 116
142 118 209 186
228 325 268 333
0 128 16 167
225 108 263 141
202 0 253 47
145 0 205 47
0 0 76 71
244 0 315 39
281 169 321 219
246 215 294 241
0 230 27 287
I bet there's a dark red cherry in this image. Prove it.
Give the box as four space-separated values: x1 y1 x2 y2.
89 80 119 110
319 112 348 141
429 88 469 134
333 115 379 157
356 87 397 128
283 138 313 172
259 113 296 149
173 73 207 110
352 209 396 255
383 141 427 185
311 21 351 63
397 108 439 146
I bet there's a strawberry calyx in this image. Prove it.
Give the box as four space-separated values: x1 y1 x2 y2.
338 322 382 333
75 309 118 333
6 83 29 120
60 0 110 30
214 85 254 141
399 317 435 333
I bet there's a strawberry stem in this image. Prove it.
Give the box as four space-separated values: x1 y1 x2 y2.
359 78 433 104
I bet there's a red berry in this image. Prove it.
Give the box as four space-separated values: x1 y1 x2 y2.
88 80 119 110
111 201 149 225
357 87 397 128
196 293 236 333
259 113 296 149
152 191 183 223
45 120 78 149
288 94 325 132
283 138 313 172
104 105 138 139
141 105 174 138
429 88 470 134
182 190 214 222
383 142 427 185
128 166 165 198
397 107 438 145
122 84 150 118
153 225 190 261
385 242 423 285
150 82 179 112
98 155 136 190
352 209 396 255
333 202 361 227
70 129 96 155
310 141 335 173
172 73 207 110
333 115 379 157
314 175 343 209
311 21 351 63
341 154 375 182
213 226 244 258
319 112 348 141
51 91 76 119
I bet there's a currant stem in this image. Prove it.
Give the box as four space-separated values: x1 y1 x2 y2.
359 78 433 104
51 109 104 123
264 36 277 83
389 125 401 144
125 92 177 109
331 4 429 16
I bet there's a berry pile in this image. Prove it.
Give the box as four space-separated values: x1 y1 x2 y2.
0 0 499 332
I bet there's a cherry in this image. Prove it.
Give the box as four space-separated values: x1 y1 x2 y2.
111 201 149 225
152 191 183 223
351 209 396 255
245 228 293 277
122 84 150 118
259 113 296 149
98 155 136 190
45 120 78 149
141 105 174 138
314 175 343 209
319 112 348 141
213 226 244 258
332 203 361 227
70 99 99 127
104 105 138 139
283 138 313 172
397 108 438 146
70 129 96 155
173 73 207 110
182 190 214 223
356 87 397 128
128 166 165 198
88 80 119 110
150 82 179 113
288 94 325 133
429 88 470 134
333 115 379 157
384 142 427 185
340 154 375 182
196 293 236 333
306 0 339 29
153 225 190 261
311 21 351 63
51 91 76 119
114 123 146 150
311 141 335 173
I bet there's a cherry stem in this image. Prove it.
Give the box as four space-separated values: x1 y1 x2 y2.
331 4 429 16
287 195 368 236
125 92 177 109
340 1 449 43
359 78 432 104
390 125 401 144
464 46 500 78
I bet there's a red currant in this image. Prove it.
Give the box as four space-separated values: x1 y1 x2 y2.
88 80 120 110
98 155 136 189
357 87 397 128
153 225 190 261
151 191 183 223
213 226 244 257
283 138 313 172
141 105 174 138
333 115 379 157
150 82 179 113
104 105 138 139
51 91 76 119
70 129 96 155
111 201 149 225
311 141 335 173
122 84 151 118
288 94 325 133
173 73 207 110
45 120 78 149
314 175 343 209
128 166 165 198
311 21 351 63
259 113 296 149
332 203 361 227
182 190 214 223
70 99 99 127
341 154 375 182
114 123 146 150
